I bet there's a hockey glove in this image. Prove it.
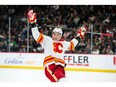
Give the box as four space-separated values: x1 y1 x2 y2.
27 10 37 24
77 27 86 39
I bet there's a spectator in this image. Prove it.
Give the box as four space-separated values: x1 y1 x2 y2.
106 45 114 54
92 46 100 54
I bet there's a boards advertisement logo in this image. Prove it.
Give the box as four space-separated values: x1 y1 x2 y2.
4 54 36 65
113 56 116 65
4 55 23 64
64 55 89 66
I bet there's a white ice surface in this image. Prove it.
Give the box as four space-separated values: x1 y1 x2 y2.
0 68 116 82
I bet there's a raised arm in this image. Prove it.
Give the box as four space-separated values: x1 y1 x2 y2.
67 27 86 51
27 10 44 43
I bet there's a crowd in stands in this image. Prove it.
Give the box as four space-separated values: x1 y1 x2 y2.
0 5 116 54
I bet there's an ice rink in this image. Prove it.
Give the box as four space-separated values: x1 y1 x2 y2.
0 68 116 82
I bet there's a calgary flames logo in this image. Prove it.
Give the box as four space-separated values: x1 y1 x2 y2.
53 42 63 53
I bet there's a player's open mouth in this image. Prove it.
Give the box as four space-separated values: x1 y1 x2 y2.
53 38 57 40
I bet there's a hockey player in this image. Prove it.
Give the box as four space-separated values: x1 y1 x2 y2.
27 10 86 82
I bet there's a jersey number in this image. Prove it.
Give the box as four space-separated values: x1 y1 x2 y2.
53 42 63 53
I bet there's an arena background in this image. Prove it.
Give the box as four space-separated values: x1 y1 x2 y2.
0 5 116 82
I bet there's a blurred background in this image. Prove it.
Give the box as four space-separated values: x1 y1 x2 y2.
0 5 116 54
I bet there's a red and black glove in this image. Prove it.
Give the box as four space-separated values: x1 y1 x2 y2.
77 27 86 39
27 10 37 24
